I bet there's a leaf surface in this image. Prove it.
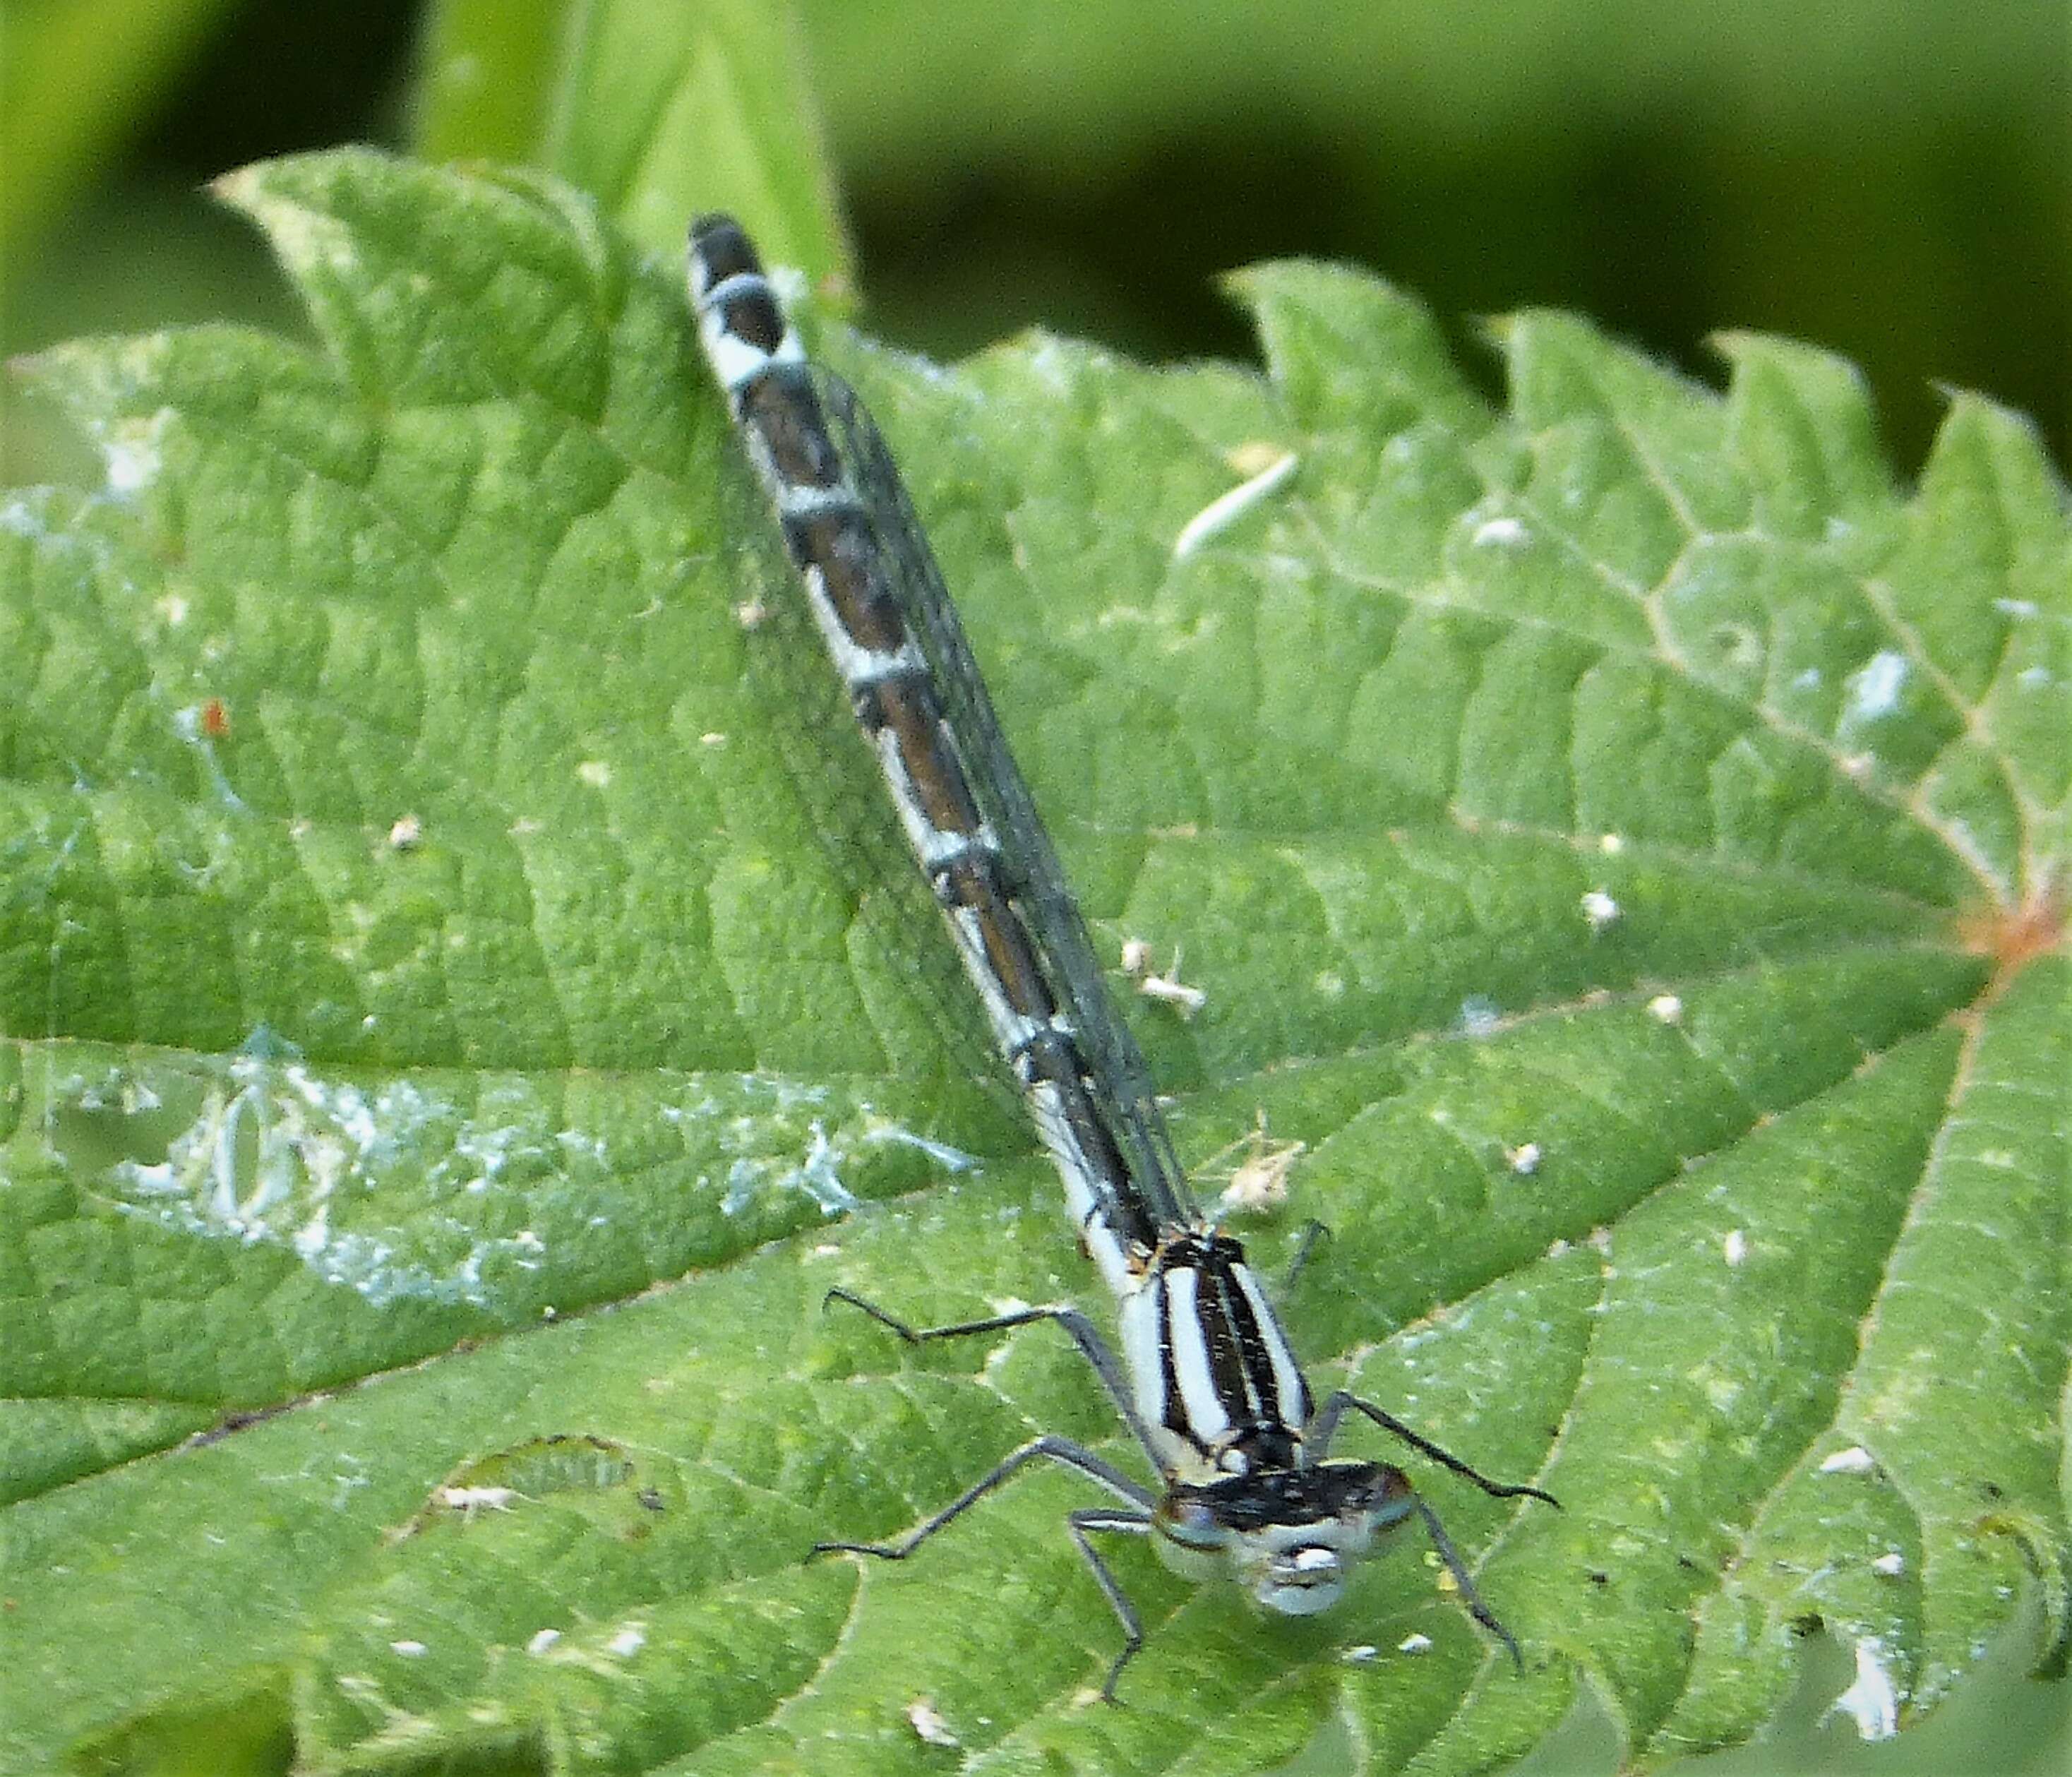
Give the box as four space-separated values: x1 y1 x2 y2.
1 151 2064 1776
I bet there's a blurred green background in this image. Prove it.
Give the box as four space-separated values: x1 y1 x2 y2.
4 0 2067 489
1 2 2065 1772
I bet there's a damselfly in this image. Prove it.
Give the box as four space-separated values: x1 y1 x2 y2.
688 215 1555 1698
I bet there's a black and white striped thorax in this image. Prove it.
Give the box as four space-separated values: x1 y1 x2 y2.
688 215 1546 1694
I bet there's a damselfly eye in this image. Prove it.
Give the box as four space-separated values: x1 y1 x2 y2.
1156 1495 1227 1552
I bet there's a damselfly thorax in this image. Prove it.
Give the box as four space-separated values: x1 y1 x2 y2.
688 214 1555 1698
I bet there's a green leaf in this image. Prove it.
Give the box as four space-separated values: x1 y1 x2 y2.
412 0 849 287
2 150 2065 1776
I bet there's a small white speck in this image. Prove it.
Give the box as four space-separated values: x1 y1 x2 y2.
734 597 768 628
1792 666 1823 690
1581 890 1620 931
906 1698 959 1748
1840 751 1875 779
1207 1113 1305 1216
1313 969 1346 998
1341 1643 1381 1663
388 814 422 851
390 1639 428 1658
1120 937 1152 976
1396 1632 1434 1655
1460 995 1502 1035
1546 1237 1571 1258
1872 1552 1905 1576
1648 993 1683 1024
1173 449 1299 560
103 414 167 495
1827 1638 1899 1741
509 815 541 837
1139 971 1206 1017
577 760 611 790
1131 945 1205 1016
700 731 726 746
811 1242 842 1257
1993 599 2038 618
1821 1446 1876 1475
1471 516 1530 548
437 1485 515 1514
156 594 190 626
1844 650 1908 724
1507 1142 1543 1176
527 1628 561 1656
1598 832 1624 854
604 1625 647 1658
1723 1228 1747 1267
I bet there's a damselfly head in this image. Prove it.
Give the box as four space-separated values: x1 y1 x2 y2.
1155 1461 1417 1615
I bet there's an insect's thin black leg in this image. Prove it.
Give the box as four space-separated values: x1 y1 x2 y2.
812 1432 1153 1563
1307 1391 1559 1507
823 1286 1166 1468
1066 1509 1154 1702
1280 1218 1329 1297
1413 1497 1525 1673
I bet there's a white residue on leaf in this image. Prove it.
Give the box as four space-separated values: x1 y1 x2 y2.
87 1044 604 1308
665 1075 973 1221
1471 516 1530 548
604 1625 647 1659
1127 935 1210 1019
1826 1637 1899 1741
526 1628 562 1655
1581 890 1620 932
103 409 172 497
1203 1111 1305 1215
906 1698 959 1748
1459 995 1502 1036
1648 993 1684 1024
1723 1228 1747 1267
1 498 49 538
1843 650 1909 725
1820 1446 1876 1475
1992 598 2038 618
437 1485 517 1516
576 759 611 789
1506 1142 1543 1177
1872 1552 1906 1576
390 1639 428 1658
1598 832 1624 854
1173 448 1298 560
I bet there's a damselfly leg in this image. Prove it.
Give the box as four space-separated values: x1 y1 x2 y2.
814 1288 1159 1698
